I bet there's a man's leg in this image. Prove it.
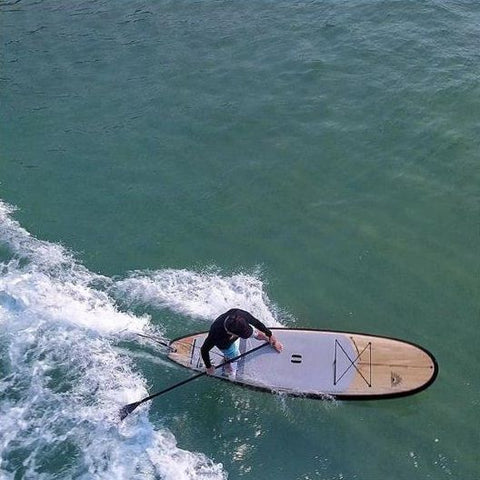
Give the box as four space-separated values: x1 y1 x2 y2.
221 340 240 376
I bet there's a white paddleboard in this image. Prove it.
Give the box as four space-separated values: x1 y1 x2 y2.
168 328 438 399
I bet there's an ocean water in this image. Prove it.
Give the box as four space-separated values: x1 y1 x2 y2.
1 1 479 479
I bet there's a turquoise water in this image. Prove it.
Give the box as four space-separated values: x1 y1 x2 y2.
1 1 479 479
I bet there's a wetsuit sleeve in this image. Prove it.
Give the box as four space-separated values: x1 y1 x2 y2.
241 310 272 337
201 334 216 369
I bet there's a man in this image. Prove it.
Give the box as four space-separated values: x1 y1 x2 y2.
201 308 283 376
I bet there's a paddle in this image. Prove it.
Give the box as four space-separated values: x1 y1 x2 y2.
119 341 270 421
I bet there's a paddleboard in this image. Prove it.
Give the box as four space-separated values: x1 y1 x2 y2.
168 328 438 399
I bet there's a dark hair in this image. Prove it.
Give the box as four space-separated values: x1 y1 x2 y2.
225 314 253 338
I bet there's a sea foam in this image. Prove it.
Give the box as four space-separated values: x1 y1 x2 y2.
0 200 227 479
113 268 284 328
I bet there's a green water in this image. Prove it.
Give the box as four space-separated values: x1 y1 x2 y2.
1 1 479 479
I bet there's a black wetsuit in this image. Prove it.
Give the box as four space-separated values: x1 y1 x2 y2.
200 309 272 368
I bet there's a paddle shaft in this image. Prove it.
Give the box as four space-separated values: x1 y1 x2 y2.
120 340 270 420
136 332 223 358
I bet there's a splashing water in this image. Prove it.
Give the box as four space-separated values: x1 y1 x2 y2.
113 268 285 327
0 199 286 479
0 200 231 479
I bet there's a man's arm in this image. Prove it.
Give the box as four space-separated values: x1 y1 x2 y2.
201 335 216 370
254 329 283 352
241 310 283 352
240 309 272 337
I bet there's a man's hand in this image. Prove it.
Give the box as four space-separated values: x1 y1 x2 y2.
269 335 283 352
206 366 215 375
254 330 284 352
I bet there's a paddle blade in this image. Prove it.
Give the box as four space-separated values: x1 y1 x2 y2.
119 401 141 421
